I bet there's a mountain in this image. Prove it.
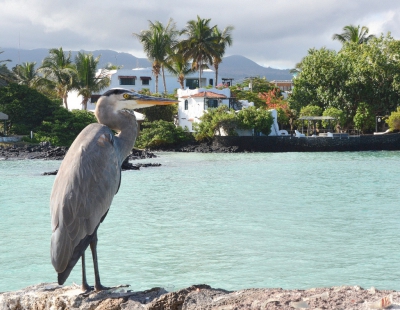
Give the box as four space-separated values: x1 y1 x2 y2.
1 48 292 83
218 55 293 82
1 48 151 69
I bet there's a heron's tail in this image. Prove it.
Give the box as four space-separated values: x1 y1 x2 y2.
57 233 95 285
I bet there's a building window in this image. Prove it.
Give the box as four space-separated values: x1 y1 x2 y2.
119 76 136 85
119 78 135 85
186 79 199 89
184 99 188 110
140 76 151 85
206 99 218 109
90 95 101 103
209 78 213 86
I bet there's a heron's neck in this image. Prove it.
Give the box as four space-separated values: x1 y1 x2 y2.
115 114 138 162
95 106 138 163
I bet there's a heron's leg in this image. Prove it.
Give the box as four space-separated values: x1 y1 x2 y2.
90 231 109 291
81 252 92 292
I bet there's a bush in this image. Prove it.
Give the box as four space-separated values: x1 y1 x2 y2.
193 105 237 141
33 109 96 146
135 120 191 148
386 107 400 131
236 106 273 136
322 107 345 132
353 102 375 133
0 83 61 134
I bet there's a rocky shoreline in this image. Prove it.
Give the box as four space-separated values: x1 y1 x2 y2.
0 283 398 309
0 144 163 173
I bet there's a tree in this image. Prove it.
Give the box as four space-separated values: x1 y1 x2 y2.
0 49 14 86
193 105 237 141
353 102 375 133
299 105 322 135
74 52 110 110
322 107 345 132
211 25 234 85
230 77 276 108
332 25 375 45
138 104 178 122
133 19 178 94
289 34 400 130
12 62 45 89
259 88 286 110
39 47 77 110
236 106 273 136
0 83 61 134
165 52 195 89
179 16 219 87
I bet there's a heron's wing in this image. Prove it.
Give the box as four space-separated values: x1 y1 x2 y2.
50 124 121 273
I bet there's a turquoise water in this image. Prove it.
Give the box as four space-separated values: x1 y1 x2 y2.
0 152 399 293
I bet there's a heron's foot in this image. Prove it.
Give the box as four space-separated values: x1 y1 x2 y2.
80 282 94 295
95 283 111 292
114 284 130 288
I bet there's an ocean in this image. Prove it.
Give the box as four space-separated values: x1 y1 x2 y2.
0 151 399 293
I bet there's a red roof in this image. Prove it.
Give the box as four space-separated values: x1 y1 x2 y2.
181 91 227 99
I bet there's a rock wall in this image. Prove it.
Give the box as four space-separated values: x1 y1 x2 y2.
211 134 400 152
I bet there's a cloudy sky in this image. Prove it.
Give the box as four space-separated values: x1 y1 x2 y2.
1 0 400 69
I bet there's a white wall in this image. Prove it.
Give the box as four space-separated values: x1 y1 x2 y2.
68 68 215 111
177 88 231 132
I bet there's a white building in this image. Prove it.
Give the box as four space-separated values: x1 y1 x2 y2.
177 87 288 136
177 87 231 132
68 68 216 111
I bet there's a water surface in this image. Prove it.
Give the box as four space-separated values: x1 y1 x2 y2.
0 152 399 293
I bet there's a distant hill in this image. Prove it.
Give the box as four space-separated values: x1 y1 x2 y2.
1 48 151 70
218 55 293 83
1 48 292 83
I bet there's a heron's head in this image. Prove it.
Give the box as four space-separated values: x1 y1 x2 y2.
99 88 177 110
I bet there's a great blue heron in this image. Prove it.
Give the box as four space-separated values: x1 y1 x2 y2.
50 88 176 292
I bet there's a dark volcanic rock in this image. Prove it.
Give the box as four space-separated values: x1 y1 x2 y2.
0 144 67 160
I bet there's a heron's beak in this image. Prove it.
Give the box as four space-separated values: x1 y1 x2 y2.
137 95 177 106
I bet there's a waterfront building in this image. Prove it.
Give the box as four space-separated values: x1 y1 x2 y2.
68 68 216 111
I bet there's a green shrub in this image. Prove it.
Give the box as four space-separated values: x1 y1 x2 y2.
135 120 191 148
193 105 237 141
322 107 345 132
0 83 61 134
386 107 400 131
33 109 96 146
353 102 375 133
236 106 273 136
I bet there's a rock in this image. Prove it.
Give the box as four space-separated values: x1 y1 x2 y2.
42 170 58 175
1 284 400 310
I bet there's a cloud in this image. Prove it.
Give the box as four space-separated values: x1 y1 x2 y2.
1 0 400 69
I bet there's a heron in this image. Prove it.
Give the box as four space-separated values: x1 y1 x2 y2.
50 88 176 292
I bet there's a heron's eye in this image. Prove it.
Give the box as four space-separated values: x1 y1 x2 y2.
123 93 130 99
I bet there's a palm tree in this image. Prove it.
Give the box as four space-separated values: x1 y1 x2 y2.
211 25 234 86
332 25 375 44
0 49 14 86
165 52 196 89
179 16 219 87
39 47 77 109
12 62 43 88
74 52 110 110
133 18 178 94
